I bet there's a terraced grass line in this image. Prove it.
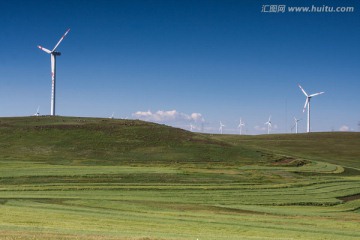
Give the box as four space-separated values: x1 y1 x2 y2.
1 197 359 240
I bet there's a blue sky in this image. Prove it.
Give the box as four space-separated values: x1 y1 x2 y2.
1 0 359 134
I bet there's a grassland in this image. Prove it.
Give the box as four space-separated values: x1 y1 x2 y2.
0 116 359 239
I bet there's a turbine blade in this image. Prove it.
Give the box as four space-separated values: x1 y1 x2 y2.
298 84 308 97
38 45 51 54
303 98 309 112
309 92 324 97
52 28 70 52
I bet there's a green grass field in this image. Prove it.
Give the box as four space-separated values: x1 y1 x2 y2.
0 116 359 239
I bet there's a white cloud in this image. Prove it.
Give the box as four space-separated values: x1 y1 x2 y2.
339 125 350 132
133 110 153 118
132 110 205 123
190 113 205 122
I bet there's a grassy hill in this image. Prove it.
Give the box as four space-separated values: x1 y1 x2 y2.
215 132 360 169
0 116 254 166
0 117 359 240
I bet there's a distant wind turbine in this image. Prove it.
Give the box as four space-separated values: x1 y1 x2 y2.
219 121 225 134
34 106 40 116
298 84 324 133
292 117 301 134
265 115 272 134
109 112 114 119
238 118 245 135
189 123 195 132
38 29 70 116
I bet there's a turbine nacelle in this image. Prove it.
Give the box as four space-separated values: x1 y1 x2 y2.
52 51 61 56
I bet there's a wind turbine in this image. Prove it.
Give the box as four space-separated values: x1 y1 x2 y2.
298 84 324 133
189 123 195 132
109 112 114 119
38 29 70 116
238 118 245 135
34 106 40 116
292 117 301 134
219 121 225 134
265 115 272 134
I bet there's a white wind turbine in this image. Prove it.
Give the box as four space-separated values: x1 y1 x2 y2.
238 118 245 135
265 115 272 134
292 117 301 134
298 84 324 133
34 106 40 116
219 121 225 134
38 29 70 116
189 123 195 132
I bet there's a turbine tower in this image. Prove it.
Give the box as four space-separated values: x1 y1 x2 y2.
298 84 324 133
265 115 272 134
238 118 245 135
219 121 225 134
38 29 70 116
